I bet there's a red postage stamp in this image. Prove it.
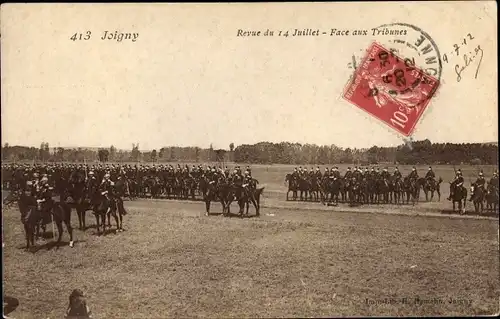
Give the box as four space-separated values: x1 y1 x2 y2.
343 42 440 136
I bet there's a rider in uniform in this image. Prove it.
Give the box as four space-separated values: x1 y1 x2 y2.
85 171 98 201
99 173 115 201
243 170 255 190
470 171 486 201
30 172 41 197
393 167 402 180
315 167 322 180
36 176 53 217
381 167 391 180
425 166 435 182
344 167 352 180
474 171 486 188
447 169 464 200
408 167 418 181
489 170 499 191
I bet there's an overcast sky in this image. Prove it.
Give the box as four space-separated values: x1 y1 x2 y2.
1 3 497 150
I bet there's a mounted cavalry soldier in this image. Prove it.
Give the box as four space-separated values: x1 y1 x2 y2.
345 167 352 179
381 167 391 180
425 166 435 182
489 170 499 191
393 167 402 180
99 173 115 201
36 176 54 216
85 171 98 201
447 169 464 200
474 171 486 188
315 167 322 179
29 172 41 196
408 166 418 181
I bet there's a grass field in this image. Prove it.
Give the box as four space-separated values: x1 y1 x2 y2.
2 164 499 318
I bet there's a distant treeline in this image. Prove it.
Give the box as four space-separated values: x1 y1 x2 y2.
1 140 498 165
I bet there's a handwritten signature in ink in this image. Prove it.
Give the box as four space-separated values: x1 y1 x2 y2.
454 45 483 82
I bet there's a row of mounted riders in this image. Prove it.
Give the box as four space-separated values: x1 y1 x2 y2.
2 170 265 250
2 168 258 202
284 171 499 213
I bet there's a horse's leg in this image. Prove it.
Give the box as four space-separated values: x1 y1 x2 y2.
64 215 74 247
24 224 30 250
55 220 64 248
95 213 101 236
205 200 211 216
77 207 83 230
112 210 119 233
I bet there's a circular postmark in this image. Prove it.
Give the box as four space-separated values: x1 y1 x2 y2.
353 23 443 108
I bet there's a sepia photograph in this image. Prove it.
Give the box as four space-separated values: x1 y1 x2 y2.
1 2 499 318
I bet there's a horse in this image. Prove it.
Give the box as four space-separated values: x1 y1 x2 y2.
65 181 92 231
325 177 342 205
114 177 134 200
376 178 390 204
308 177 321 202
204 180 226 216
198 177 209 199
285 174 299 201
347 180 361 206
450 183 467 214
88 189 122 235
237 185 264 217
423 177 443 201
6 190 74 250
470 183 486 214
143 176 161 199
392 177 404 204
485 185 499 214
182 176 197 200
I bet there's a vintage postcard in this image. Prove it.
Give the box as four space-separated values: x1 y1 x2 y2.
1 2 498 318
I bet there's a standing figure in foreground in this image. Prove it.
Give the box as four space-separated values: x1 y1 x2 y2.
65 289 93 319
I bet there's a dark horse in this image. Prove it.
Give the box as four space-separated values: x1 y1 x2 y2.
485 184 499 213
237 186 264 217
5 190 74 250
469 183 486 214
450 183 467 214
285 174 299 201
204 179 227 216
423 177 443 201
392 177 404 204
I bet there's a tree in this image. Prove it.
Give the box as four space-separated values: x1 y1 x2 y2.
131 143 141 162
151 149 157 163
209 143 214 161
109 145 117 161
229 143 234 152
2 143 9 160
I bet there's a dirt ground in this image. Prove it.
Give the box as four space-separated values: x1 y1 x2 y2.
2 194 499 318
